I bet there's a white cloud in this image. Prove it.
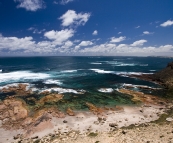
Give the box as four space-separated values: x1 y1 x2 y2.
79 41 93 46
53 1 58 4
160 20 173 27
28 27 46 34
0 36 35 51
131 40 147 46
92 30 98 35
59 10 91 27
135 26 140 29
74 39 80 43
110 36 126 43
33 29 46 34
143 31 154 35
61 41 73 49
28 27 35 31
14 0 45 11
60 0 74 5
118 32 122 34
0 34 173 56
44 29 74 45
78 41 173 56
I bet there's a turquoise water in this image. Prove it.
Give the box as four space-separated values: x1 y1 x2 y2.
0 56 172 109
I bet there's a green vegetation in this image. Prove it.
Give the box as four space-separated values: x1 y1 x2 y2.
88 132 98 137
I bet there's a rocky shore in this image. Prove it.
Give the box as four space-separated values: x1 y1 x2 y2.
127 61 173 90
0 62 173 143
0 83 173 143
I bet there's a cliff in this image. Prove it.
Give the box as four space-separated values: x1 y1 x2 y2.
153 62 173 89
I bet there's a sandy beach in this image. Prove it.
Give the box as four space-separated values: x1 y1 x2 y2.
1 100 173 143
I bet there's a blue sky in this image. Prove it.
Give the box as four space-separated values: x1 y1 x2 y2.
0 0 173 56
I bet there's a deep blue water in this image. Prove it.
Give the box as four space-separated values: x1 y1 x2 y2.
0 56 172 109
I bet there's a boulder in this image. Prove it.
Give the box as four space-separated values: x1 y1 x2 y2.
0 99 28 122
166 117 173 122
86 102 104 115
38 94 63 105
0 84 32 96
66 108 75 116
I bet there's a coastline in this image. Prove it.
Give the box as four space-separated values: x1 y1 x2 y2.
0 61 173 143
0 84 173 143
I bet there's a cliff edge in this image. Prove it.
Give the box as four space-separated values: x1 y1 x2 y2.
153 62 173 89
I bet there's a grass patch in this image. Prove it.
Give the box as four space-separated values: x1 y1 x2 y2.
88 132 98 137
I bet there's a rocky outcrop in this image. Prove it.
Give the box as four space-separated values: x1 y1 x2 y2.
118 89 166 105
152 62 173 89
66 108 75 116
37 94 63 105
0 84 32 96
85 102 104 115
128 61 173 89
0 98 28 125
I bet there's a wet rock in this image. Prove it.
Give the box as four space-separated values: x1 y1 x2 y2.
0 84 32 96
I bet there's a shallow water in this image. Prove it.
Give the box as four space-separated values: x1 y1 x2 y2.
0 56 172 109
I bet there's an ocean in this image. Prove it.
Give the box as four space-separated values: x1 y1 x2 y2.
0 56 172 110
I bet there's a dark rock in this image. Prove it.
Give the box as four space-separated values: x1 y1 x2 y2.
127 61 173 89
31 136 38 139
13 134 20 140
109 123 118 128
63 120 67 123
122 130 126 134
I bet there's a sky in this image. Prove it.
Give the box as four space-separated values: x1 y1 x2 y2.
0 0 173 56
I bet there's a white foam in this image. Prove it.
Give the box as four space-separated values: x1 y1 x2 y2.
90 62 102 64
0 71 50 84
98 88 114 93
122 83 160 90
90 69 114 74
105 61 123 65
116 72 153 76
140 64 148 66
61 70 77 73
0 83 30 90
41 88 86 94
43 79 62 85
115 63 136 66
0 69 2 73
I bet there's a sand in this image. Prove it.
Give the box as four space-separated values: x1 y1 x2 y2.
1 102 171 143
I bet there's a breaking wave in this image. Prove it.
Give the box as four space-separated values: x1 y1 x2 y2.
0 71 50 85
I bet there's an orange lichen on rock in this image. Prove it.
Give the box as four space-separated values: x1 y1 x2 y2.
37 94 63 105
0 84 32 96
66 108 75 116
118 88 165 105
86 102 104 115
0 98 28 124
